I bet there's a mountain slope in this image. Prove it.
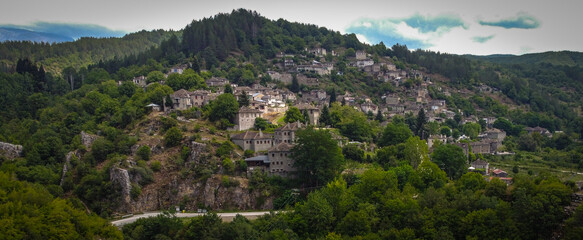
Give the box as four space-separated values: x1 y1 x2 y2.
465 51 583 66
0 27 73 43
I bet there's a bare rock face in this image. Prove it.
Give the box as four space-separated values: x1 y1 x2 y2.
110 167 133 212
132 175 273 213
188 141 208 164
60 151 79 186
80 131 99 149
0 142 23 159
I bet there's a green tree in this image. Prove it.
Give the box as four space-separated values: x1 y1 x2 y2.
379 122 413 147
284 106 303 123
431 144 467 179
208 93 239 123
290 74 300 93
457 172 487 191
375 111 385 122
462 122 482 139
342 144 364 162
416 160 448 189
292 127 344 186
403 136 429 169
319 104 332 127
254 117 270 130
222 158 235 175
416 108 428 139
238 90 249 107
164 127 183 147
147 70 165 83
224 84 233 94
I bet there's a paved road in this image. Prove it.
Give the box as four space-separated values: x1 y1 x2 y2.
111 211 277 227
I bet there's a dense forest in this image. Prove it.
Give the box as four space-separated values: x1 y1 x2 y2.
1 8 582 239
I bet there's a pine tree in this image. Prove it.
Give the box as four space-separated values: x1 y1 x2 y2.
319 105 332 127
290 74 300 93
238 91 249 107
375 111 385 122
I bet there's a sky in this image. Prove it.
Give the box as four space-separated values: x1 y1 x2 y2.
1 0 582 55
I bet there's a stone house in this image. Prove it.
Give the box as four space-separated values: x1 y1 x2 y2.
231 130 274 152
169 65 187 74
267 71 293 84
484 128 506 142
525 126 552 137
360 102 378 115
146 103 161 112
191 90 212 107
309 47 327 56
268 143 295 177
385 95 400 105
133 76 147 87
456 140 501 156
171 89 192 110
296 103 320 126
274 121 303 144
355 50 367 60
470 159 490 175
427 135 447 149
205 77 229 87
355 59 374 68
491 169 508 178
245 155 270 175
234 107 263 131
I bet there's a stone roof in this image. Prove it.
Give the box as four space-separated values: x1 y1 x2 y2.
295 103 318 110
172 89 190 98
471 159 489 166
276 121 303 131
269 142 293 152
238 106 263 113
485 128 504 133
231 130 273 140
244 155 270 164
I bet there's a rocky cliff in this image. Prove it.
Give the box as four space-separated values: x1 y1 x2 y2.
131 174 272 213
113 140 273 214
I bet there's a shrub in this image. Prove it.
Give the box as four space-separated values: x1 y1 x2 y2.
222 158 235 175
136 145 151 161
130 183 142 200
164 127 183 147
151 161 161 172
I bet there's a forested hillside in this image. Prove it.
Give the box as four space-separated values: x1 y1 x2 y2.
0 29 178 73
1 9 582 239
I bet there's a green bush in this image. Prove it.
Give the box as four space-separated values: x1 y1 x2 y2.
222 158 235 175
130 183 142 200
137 145 151 161
165 127 183 147
151 161 161 172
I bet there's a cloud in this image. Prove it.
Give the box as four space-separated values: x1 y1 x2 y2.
472 35 495 43
0 22 126 40
346 13 467 49
479 13 540 29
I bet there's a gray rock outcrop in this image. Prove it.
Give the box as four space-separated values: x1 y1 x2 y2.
81 131 99 149
0 141 23 159
110 167 133 212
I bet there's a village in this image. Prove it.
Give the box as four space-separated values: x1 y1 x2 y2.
128 47 556 184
